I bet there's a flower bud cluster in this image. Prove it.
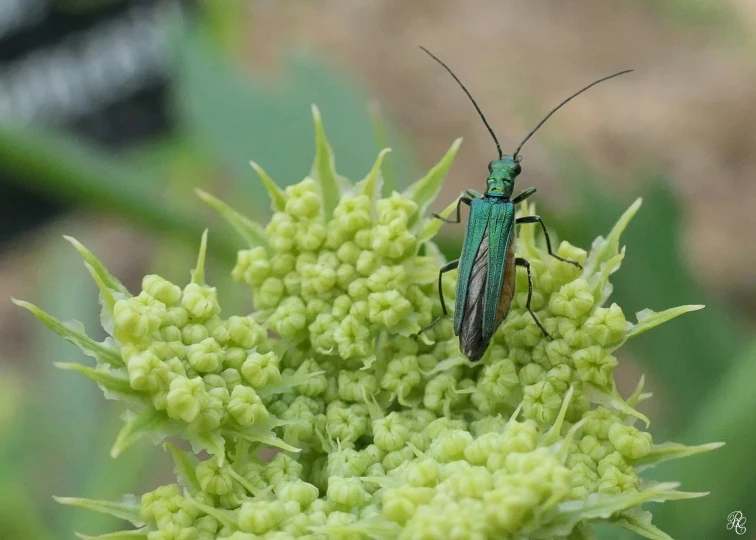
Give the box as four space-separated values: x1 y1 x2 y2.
22 108 717 540
117 275 278 435
233 181 437 364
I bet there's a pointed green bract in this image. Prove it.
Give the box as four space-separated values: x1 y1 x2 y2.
163 442 201 492
75 525 146 538
54 496 142 525
624 304 705 344
196 188 268 249
191 229 209 285
417 197 457 243
250 160 286 211
111 409 168 458
616 509 674 540
64 236 129 295
311 105 341 220
635 441 725 472
402 137 462 227
53 363 136 398
76 531 148 540
13 300 123 367
359 147 390 201
583 197 642 277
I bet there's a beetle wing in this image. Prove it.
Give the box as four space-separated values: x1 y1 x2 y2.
482 201 515 340
453 198 492 336
458 230 490 360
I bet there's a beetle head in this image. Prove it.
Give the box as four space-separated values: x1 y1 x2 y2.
485 156 519 198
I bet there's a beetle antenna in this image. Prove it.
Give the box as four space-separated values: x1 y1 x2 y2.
512 69 633 161
420 46 503 159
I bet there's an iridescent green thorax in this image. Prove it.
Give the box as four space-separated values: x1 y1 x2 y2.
485 156 521 198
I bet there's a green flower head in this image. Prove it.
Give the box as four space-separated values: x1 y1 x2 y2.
19 106 721 540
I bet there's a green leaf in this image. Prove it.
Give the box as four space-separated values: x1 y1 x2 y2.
249 161 286 212
358 148 391 202
53 363 137 399
311 104 342 220
13 300 123 367
635 441 724 472
63 236 129 295
614 509 672 540
417 197 458 244
75 531 147 540
54 496 143 526
163 442 201 492
196 189 268 250
111 409 169 458
582 198 641 278
622 305 705 344
403 138 462 227
584 380 650 428
191 230 209 286
558 482 691 521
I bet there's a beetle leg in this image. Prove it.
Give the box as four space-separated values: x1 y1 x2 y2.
516 215 582 269
466 189 484 199
512 187 537 204
415 259 460 337
515 257 553 340
433 196 473 224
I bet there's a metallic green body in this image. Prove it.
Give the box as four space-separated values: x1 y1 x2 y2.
453 157 520 348
453 197 515 340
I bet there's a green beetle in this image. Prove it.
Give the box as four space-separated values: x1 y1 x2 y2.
417 47 631 361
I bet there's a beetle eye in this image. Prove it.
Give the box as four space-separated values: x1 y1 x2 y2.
514 164 522 174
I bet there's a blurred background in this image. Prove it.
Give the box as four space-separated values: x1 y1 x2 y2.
0 1 754 538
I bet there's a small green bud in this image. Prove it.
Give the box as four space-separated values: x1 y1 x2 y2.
573 346 618 387
114 292 165 340
196 458 233 495
549 279 595 320
182 283 220 320
228 384 269 426
239 500 285 535
257 277 285 310
181 323 209 345
166 376 205 422
336 241 361 265
608 423 653 460
143 275 182 306
367 291 412 327
373 413 410 452
265 453 304 485
186 338 223 373
226 316 266 349
428 429 473 463
327 476 369 507
241 351 281 388
522 381 562 424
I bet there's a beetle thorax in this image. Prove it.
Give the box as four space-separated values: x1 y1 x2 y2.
485 157 520 198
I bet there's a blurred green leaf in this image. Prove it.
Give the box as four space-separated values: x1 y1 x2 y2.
0 483 53 540
648 339 756 538
0 126 237 262
172 17 409 206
